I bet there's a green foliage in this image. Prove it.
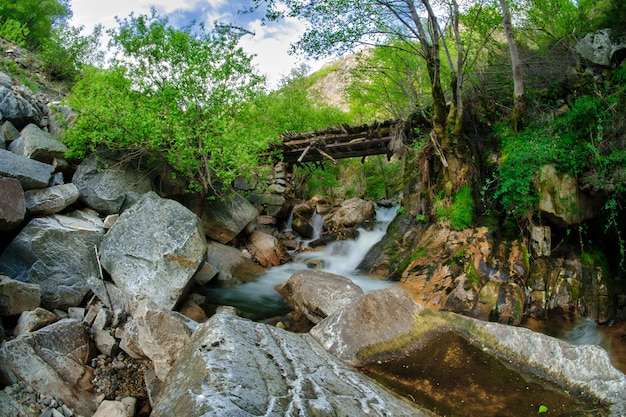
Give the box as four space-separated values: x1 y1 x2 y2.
436 186 475 230
63 11 266 197
39 24 104 82
347 45 433 121
0 18 29 46
493 93 611 219
0 0 71 50
588 0 626 36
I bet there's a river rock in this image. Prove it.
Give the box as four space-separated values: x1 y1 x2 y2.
191 193 259 244
323 197 375 231
310 286 422 364
0 319 96 416
151 306 430 417
72 154 154 214
291 201 316 238
0 86 44 129
276 270 364 324
100 192 206 311
119 300 196 381
92 397 137 417
246 230 291 267
8 124 67 164
0 275 41 316
205 241 265 286
13 307 57 336
0 213 105 309
0 148 54 190
23 183 79 216
0 176 25 230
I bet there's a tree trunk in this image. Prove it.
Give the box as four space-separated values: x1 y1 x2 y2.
498 0 525 132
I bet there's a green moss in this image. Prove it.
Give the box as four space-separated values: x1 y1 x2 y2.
436 186 475 230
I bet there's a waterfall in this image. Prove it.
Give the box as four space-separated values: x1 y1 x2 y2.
205 205 398 319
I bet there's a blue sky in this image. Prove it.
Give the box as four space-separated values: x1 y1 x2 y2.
69 0 329 87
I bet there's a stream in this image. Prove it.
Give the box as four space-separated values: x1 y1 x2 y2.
203 205 398 320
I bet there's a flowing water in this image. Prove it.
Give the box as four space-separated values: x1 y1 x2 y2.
203 205 398 320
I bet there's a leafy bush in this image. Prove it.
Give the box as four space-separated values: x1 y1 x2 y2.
0 18 29 46
63 11 267 198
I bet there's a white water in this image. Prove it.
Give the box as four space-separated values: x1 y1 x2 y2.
205 205 398 319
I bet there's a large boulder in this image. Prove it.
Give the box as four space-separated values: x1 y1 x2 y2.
246 230 291 267
0 275 41 317
0 213 105 309
575 29 626 67
310 286 422 364
190 193 259 244
537 164 599 226
0 319 96 416
276 270 364 324
205 241 265 287
0 86 45 129
0 176 25 230
0 148 54 190
8 124 67 164
100 192 207 311
72 154 154 215
151 307 430 417
323 197 375 232
24 183 79 216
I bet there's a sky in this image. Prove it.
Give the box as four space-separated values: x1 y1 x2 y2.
69 0 329 88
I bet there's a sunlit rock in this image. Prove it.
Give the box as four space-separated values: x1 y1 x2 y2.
246 230 291 267
100 192 207 311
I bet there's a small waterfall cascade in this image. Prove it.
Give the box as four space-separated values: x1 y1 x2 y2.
205 205 399 319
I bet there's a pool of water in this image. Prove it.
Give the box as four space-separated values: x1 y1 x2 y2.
361 332 608 417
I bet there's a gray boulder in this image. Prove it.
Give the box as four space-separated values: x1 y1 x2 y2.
72 154 154 214
0 275 41 317
276 270 364 324
0 319 96 416
0 86 44 129
0 177 25 230
0 213 104 309
24 183 79 216
100 192 207 311
0 148 54 190
575 29 626 67
1 120 20 147
193 193 259 244
0 71 11 89
205 241 265 287
8 124 67 164
151 307 428 417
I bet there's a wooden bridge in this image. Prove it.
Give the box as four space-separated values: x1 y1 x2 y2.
270 119 410 165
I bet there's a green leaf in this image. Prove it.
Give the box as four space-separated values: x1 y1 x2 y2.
538 405 548 413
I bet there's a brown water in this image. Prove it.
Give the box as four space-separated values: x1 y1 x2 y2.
361 332 607 417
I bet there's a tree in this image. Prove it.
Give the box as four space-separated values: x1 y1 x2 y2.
0 0 71 49
249 0 484 217
498 0 525 132
63 10 267 199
